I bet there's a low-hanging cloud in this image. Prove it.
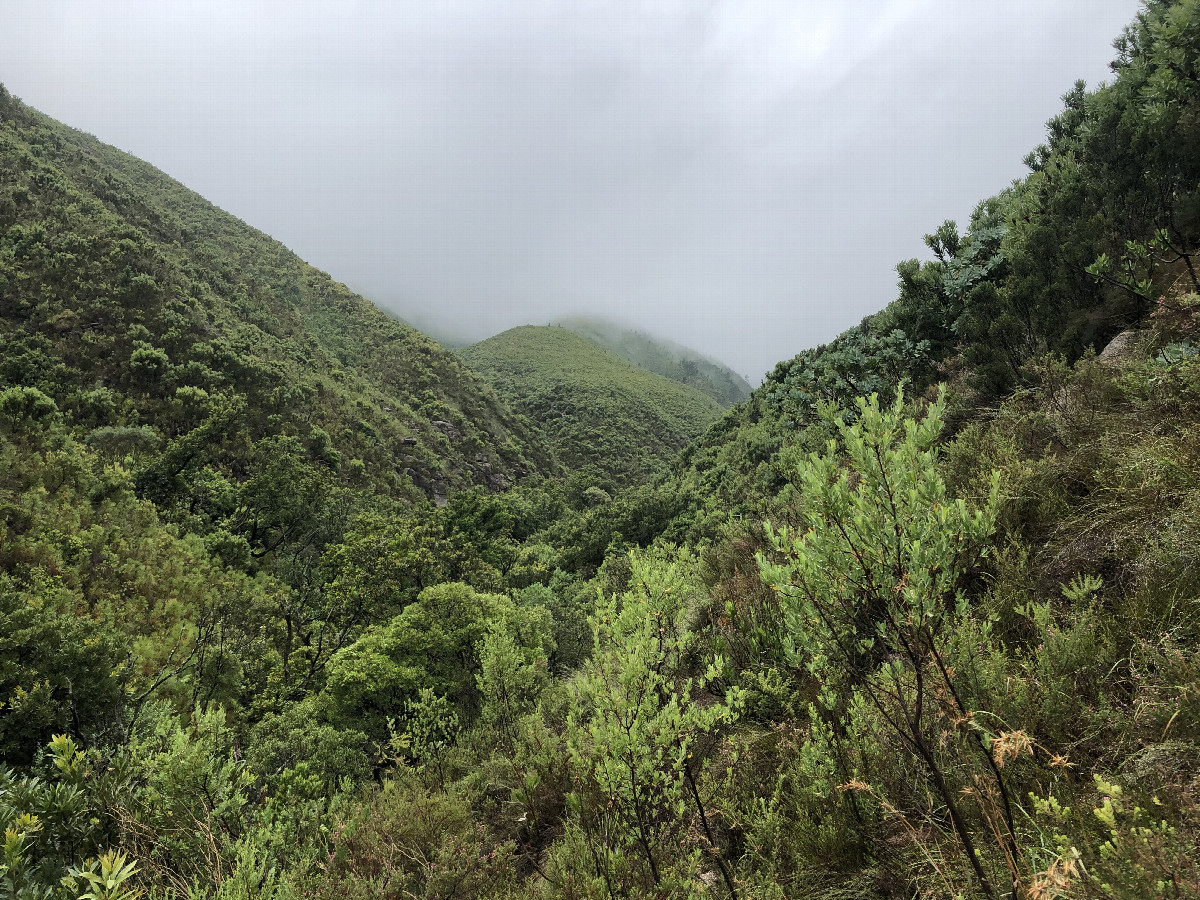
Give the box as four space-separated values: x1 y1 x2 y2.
1 0 1143 381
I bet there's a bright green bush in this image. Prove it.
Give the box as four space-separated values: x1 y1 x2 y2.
567 548 743 893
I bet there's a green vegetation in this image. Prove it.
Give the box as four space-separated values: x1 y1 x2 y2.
552 317 753 406
0 82 549 513
4 2 1200 898
459 325 724 487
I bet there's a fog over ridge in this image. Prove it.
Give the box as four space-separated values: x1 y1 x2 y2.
0 1 1143 381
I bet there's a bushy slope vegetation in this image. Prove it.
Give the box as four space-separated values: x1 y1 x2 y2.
0 85 550 510
658 0 1200 542
5 3 1200 899
552 316 753 406
460 325 724 486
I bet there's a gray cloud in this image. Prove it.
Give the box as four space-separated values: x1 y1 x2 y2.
1 0 1143 380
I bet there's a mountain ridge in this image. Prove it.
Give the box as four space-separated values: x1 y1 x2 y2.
0 84 553 509
552 315 753 406
458 324 724 487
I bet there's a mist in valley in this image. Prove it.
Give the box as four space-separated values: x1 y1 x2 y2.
0 0 1141 381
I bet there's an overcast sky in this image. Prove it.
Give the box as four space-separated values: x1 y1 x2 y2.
0 1 1143 381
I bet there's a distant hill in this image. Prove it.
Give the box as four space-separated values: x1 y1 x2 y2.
0 86 551 509
552 317 753 406
459 325 723 486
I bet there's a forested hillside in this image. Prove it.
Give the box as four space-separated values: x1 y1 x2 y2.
551 317 754 406
3 2 1200 899
0 85 550 508
459 325 724 487
654 0 1200 542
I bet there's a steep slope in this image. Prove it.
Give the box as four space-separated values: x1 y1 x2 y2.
553 316 753 406
459 325 723 486
0 86 551 508
655 9 1200 541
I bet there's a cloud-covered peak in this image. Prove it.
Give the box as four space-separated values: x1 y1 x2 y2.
1 0 1142 380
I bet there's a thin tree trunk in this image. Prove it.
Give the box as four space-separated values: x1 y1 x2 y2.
685 767 738 900
912 733 997 900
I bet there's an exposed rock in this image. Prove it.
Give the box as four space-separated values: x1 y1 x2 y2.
431 419 461 441
404 468 450 506
466 459 512 493
398 436 417 447
1098 330 1141 366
